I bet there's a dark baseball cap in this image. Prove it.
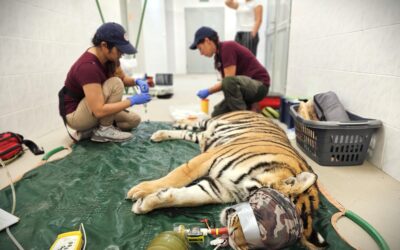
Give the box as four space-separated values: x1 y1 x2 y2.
189 26 218 50
95 22 137 54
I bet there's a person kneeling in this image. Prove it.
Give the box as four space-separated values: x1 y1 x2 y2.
58 22 151 142
189 26 270 117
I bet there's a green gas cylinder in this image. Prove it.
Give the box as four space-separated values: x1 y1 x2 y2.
146 231 188 250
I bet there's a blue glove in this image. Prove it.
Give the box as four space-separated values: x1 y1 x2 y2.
135 79 149 93
197 89 210 99
128 93 151 106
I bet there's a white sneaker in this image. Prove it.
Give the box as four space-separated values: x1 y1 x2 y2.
91 126 133 142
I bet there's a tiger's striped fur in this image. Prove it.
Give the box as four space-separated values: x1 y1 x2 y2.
223 213 247 250
127 111 324 249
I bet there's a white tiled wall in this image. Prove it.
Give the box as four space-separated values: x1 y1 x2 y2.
286 0 400 180
0 0 121 139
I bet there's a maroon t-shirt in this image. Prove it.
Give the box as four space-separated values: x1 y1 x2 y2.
64 51 107 114
219 41 270 86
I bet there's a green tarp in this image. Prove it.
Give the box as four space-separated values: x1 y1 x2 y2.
0 122 353 250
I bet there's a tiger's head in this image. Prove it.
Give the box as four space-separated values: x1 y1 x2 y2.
220 172 318 250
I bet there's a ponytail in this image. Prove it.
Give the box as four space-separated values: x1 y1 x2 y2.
209 35 222 72
91 34 118 77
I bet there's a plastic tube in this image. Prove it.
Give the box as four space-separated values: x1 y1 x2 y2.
41 146 67 161
1 159 24 249
345 210 390 250
135 0 148 49
95 0 105 23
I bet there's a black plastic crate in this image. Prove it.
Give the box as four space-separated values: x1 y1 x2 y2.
289 104 382 166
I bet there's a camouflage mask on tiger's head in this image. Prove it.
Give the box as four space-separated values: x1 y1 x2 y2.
220 187 303 250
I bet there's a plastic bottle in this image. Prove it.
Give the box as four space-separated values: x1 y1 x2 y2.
201 99 209 114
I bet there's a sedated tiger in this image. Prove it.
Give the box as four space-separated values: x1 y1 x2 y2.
127 110 325 249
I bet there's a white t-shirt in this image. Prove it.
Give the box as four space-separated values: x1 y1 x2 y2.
236 0 262 32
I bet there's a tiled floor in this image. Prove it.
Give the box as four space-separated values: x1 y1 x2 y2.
1 74 399 250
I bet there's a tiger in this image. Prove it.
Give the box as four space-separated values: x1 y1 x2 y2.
126 111 325 249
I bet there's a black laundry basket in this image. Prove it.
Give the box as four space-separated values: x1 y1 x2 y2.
289 104 382 166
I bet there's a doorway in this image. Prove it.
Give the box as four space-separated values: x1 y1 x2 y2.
264 0 292 94
185 7 225 73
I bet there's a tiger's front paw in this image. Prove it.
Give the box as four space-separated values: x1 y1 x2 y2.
150 130 169 142
132 198 146 214
126 181 157 201
132 197 154 214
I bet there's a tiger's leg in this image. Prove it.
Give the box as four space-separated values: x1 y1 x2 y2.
126 150 215 200
173 119 207 131
151 120 229 142
151 129 205 143
151 129 210 151
132 179 231 214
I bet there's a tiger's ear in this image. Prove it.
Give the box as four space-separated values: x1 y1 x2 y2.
283 172 317 195
220 207 236 226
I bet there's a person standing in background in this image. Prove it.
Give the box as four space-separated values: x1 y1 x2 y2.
225 0 263 56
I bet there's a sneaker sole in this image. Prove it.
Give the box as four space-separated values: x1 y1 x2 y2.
91 135 133 143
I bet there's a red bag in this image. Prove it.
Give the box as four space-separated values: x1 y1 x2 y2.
0 132 44 163
0 132 24 161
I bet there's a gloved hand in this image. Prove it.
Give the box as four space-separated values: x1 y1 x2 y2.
197 89 210 99
128 93 151 106
135 79 149 93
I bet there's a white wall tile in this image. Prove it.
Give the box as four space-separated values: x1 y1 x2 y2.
368 126 385 170
387 77 400 128
291 0 364 41
0 1 19 37
342 74 395 124
382 126 400 181
10 74 34 112
0 112 19 134
355 25 400 76
0 110 28 135
0 76 13 116
361 0 400 30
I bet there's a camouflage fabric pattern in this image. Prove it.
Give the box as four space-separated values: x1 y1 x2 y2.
248 187 303 249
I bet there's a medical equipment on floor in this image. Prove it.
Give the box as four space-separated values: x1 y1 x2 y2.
125 73 173 99
149 73 174 98
147 220 228 250
147 231 188 250
50 223 86 250
173 224 228 243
